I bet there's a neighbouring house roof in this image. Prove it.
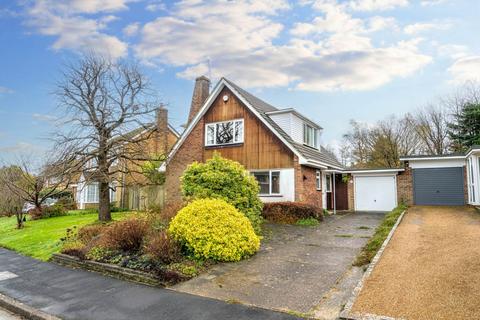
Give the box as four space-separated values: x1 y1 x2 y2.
163 77 344 171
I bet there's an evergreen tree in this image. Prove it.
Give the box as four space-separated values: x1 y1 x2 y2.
448 103 480 151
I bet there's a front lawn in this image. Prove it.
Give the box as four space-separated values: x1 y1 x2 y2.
0 211 133 261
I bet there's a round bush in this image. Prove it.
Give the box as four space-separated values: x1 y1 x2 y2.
181 153 263 233
168 199 260 262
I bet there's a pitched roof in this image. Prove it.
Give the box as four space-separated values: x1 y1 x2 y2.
223 78 343 169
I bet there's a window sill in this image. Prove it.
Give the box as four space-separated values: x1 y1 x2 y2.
259 194 283 197
205 143 244 149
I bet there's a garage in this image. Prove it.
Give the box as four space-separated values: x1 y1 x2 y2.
354 174 398 211
413 168 465 205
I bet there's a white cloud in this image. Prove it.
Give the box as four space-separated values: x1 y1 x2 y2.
436 44 470 59
448 56 480 84
32 113 57 122
135 0 431 92
0 142 40 153
146 1 166 12
404 21 452 35
25 0 129 59
0 86 13 94
123 22 140 36
421 0 447 6
349 0 408 11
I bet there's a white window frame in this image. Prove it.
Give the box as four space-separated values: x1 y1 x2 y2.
316 170 322 191
85 183 99 203
325 174 332 193
205 119 244 146
303 123 318 149
251 170 281 196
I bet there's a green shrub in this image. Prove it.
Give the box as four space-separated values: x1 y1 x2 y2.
181 153 263 233
262 202 323 224
61 241 87 259
169 199 260 262
86 246 119 262
42 204 68 218
296 217 319 226
55 196 76 210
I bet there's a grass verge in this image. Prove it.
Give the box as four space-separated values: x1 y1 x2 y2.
353 204 407 267
296 217 320 226
0 211 133 261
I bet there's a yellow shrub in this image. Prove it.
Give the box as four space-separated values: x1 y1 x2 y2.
168 199 260 262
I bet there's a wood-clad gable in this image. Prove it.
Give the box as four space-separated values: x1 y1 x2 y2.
203 87 294 169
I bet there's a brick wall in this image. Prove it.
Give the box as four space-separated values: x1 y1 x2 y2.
347 174 355 211
397 166 413 206
294 157 322 207
164 118 205 204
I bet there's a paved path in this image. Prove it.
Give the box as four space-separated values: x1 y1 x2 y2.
0 248 298 320
352 206 480 320
173 212 385 315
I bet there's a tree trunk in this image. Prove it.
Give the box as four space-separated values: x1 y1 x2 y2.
98 181 111 221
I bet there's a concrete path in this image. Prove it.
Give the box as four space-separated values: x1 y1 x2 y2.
352 206 480 320
173 212 385 316
0 248 298 320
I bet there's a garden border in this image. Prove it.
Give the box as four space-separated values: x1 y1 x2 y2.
0 292 61 320
51 253 168 287
339 210 406 320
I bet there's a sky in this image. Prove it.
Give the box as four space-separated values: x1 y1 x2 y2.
0 0 479 161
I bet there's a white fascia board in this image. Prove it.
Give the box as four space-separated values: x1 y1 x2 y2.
344 169 405 174
298 158 328 169
400 156 465 161
466 148 480 158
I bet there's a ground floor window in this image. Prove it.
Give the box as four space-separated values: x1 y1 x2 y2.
252 171 280 195
85 184 99 203
316 170 321 190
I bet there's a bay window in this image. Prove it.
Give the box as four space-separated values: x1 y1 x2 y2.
252 170 280 195
205 119 244 146
86 183 99 203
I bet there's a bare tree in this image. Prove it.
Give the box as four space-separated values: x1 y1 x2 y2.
0 157 72 219
53 54 159 221
0 172 25 228
342 120 374 167
411 105 451 155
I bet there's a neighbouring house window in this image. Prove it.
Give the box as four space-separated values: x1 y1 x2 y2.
303 124 318 148
205 119 244 146
325 174 332 192
110 185 117 202
252 171 281 195
86 184 99 203
316 170 321 191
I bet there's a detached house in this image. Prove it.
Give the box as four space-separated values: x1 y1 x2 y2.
75 108 180 210
163 76 351 211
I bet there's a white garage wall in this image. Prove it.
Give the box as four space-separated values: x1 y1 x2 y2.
408 158 465 169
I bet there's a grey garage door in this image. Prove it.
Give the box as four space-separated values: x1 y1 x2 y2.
413 167 465 205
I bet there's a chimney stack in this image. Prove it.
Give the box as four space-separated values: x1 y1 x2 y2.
187 76 210 125
156 107 169 155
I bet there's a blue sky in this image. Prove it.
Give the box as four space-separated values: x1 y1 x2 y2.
1 0 479 160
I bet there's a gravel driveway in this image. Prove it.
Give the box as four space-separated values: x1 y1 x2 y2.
352 206 480 320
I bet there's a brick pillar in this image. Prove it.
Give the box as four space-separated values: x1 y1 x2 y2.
347 174 355 211
397 165 413 206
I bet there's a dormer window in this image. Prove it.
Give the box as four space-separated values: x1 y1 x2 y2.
205 119 244 146
303 124 318 148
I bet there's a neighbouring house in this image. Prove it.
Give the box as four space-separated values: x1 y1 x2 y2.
160 76 478 212
76 108 180 210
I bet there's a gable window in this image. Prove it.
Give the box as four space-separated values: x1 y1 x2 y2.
252 170 280 195
325 174 332 193
316 170 321 191
303 124 318 148
205 119 244 146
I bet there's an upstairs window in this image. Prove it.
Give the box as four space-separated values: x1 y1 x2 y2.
205 119 244 146
303 124 318 148
252 171 280 195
